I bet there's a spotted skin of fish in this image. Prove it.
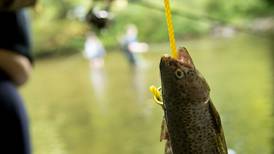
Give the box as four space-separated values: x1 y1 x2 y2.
159 47 228 154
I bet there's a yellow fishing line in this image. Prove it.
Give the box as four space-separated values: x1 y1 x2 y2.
164 0 177 58
149 0 177 106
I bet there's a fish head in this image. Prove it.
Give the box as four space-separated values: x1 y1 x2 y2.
160 47 210 103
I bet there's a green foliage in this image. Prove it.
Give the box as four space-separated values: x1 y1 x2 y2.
206 0 269 20
31 0 273 57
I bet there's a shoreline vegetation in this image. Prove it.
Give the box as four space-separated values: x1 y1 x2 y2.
32 0 274 59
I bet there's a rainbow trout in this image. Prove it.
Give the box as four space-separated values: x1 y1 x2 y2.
159 47 227 154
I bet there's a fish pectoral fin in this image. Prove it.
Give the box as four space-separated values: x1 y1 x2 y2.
164 140 173 154
208 100 222 133
160 118 169 142
208 99 228 153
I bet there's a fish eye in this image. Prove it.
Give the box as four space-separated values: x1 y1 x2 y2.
175 69 184 79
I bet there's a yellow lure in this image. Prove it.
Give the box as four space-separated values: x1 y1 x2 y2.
149 85 163 106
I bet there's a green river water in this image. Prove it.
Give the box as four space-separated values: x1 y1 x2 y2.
22 35 273 154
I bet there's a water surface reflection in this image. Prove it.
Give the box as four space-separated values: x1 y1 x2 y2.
23 35 273 154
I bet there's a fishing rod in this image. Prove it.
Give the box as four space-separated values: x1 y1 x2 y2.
131 0 228 24
130 0 267 38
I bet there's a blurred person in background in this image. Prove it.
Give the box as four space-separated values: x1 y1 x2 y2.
83 32 106 69
83 32 107 106
120 24 148 66
0 9 33 154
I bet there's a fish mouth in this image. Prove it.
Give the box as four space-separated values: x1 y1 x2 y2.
160 47 195 69
160 54 173 64
160 55 176 69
